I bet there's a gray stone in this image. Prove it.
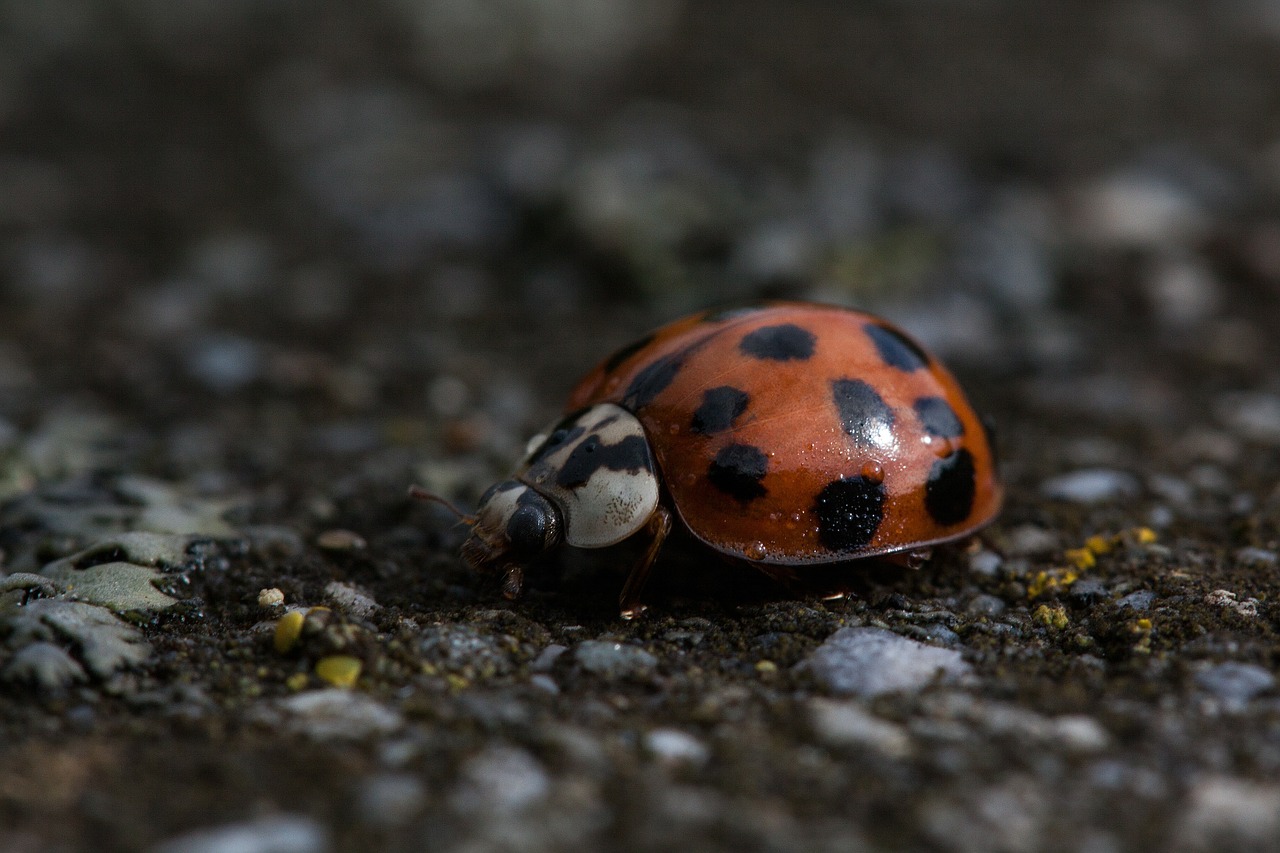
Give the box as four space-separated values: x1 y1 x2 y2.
356 773 426 829
643 728 710 767
1041 469 1141 504
968 550 1003 576
1234 547 1279 567
807 698 912 756
1194 662 1276 705
449 746 550 816
572 640 658 680
268 690 404 741
150 814 329 853
803 627 972 698
530 643 568 672
323 581 379 618
1177 777 1280 851
1116 590 1156 611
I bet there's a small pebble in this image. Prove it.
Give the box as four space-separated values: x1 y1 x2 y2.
530 643 568 672
324 581 379 618
1068 578 1108 606
529 674 559 695
449 746 550 817
1234 547 1279 567
258 588 285 608
572 640 658 680
1041 469 1141 504
802 627 972 698
356 773 426 829
1215 391 1280 445
271 690 403 740
1194 662 1276 706
185 334 263 393
150 814 329 853
807 698 911 757
1178 777 1280 849
968 549 1003 575
643 728 710 768
315 529 367 551
1001 525 1059 557
966 594 1007 617
1115 590 1156 611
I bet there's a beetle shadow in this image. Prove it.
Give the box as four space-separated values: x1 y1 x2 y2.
515 524 915 618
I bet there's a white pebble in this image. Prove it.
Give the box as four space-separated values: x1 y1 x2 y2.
1040 469 1141 504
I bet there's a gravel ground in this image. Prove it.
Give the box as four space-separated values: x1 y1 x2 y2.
4 2 1280 851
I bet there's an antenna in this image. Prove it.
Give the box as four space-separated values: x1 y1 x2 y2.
407 485 476 526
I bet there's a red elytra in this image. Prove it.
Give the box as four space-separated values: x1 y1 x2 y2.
566 302 1002 565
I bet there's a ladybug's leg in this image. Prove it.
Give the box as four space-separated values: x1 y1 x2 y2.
880 548 931 570
618 505 672 620
500 563 525 600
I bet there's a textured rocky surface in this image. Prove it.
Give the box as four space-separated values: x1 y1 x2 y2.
3 2 1280 851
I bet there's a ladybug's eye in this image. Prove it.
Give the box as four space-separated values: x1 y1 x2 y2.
505 493 560 557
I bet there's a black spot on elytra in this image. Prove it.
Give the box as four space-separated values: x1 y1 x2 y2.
623 353 684 410
555 434 651 490
691 386 750 435
707 443 768 503
832 378 895 445
812 476 887 552
602 333 655 374
914 396 965 438
925 449 976 526
865 323 929 371
739 324 816 361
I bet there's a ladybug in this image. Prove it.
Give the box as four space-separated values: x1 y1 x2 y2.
423 302 1002 617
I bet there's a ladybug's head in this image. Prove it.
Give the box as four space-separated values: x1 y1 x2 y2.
460 480 563 576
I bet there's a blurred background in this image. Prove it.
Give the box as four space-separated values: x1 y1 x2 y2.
1 0 1279 495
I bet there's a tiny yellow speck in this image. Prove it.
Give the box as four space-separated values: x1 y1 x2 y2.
446 674 470 691
315 655 362 689
1135 527 1157 544
1134 618 1152 632
285 672 309 691
274 611 305 654
1065 547 1096 570
1085 535 1112 556
755 660 777 674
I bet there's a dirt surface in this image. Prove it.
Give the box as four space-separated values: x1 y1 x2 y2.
4 3 1280 852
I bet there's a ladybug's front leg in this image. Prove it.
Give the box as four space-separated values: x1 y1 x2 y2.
618 505 673 620
500 563 525 600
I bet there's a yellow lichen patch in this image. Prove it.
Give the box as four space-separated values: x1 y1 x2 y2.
1064 547 1096 571
755 660 777 674
315 655 362 689
1134 527 1157 545
1084 535 1113 556
445 673 470 691
1027 568 1079 599
1033 604 1069 630
285 672 310 691
273 610 306 654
